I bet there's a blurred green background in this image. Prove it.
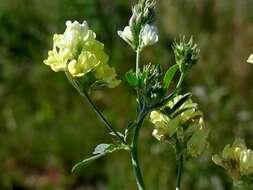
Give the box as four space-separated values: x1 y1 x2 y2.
0 0 253 189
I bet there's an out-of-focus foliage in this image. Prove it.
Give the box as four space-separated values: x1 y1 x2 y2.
0 0 253 189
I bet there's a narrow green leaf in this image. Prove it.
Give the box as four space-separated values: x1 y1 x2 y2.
71 153 105 172
125 70 139 87
163 64 179 89
172 106 196 118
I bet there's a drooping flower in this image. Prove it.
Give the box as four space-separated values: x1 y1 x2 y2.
140 24 158 49
212 138 253 185
150 94 209 157
44 20 120 88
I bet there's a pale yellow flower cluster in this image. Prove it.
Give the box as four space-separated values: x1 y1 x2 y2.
150 95 209 157
44 21 120 88
213 138 253 185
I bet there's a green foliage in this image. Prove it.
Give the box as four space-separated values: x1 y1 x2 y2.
163 64 179 89
125 70 139 87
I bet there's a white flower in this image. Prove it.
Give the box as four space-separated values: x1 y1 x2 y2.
247 54 253 64
117 26 134 46
140 24 158 48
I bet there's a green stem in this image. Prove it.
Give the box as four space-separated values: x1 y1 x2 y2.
176 152 183 190
131 112 146 190
136 49 141 76
176 73 185 90
82 91 127 145
65 73 127 145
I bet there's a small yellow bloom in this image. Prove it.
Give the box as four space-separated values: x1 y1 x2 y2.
68 52 99 77
95 63 121 88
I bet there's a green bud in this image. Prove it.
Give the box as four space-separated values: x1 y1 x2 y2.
141 63 165 105
173 36 200 72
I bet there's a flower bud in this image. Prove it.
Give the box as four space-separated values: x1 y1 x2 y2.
173 37 200 72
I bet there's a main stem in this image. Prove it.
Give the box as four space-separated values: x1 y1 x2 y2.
131 113 146 190
176 154 183 190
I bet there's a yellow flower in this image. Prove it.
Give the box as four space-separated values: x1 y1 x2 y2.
212 138 253 185
95 63 121 88
68 51 99 77
149 95 209 157
44 20 120 88
44 49 71 72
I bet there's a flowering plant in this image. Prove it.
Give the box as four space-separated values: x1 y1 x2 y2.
44 0 211 189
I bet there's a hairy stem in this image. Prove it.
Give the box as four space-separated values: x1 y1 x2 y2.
176 152 183 190
131 112 146 190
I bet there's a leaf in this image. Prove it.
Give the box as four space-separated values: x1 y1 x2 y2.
71 154 105 172
139 72 148 86
125 70 139 87
72 143 129 172
170 93 192 113
171 106 195 118
167 116 180 137
163 64 179 89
